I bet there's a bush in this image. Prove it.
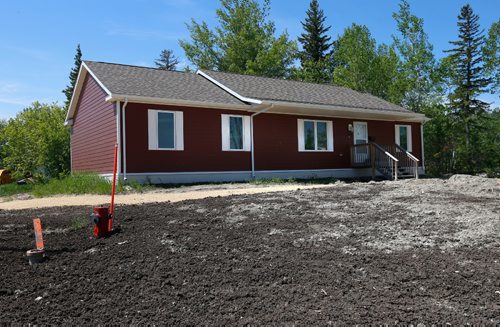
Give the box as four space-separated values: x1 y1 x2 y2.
1 102 70 180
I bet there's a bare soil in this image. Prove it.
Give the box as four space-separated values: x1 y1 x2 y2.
0 175 498 324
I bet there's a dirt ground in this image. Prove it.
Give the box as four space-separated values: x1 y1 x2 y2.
0 175 499 324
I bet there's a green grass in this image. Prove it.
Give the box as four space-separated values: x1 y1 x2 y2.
70 217 88 231
249 176 338 185
0 182 33 197
0 173 147 199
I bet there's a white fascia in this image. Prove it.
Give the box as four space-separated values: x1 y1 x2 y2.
65 62 113 125
196 70 262 105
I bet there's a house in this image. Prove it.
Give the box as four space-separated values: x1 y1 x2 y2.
65 61 428 184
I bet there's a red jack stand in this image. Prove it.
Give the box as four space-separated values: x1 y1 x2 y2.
90 143 118 238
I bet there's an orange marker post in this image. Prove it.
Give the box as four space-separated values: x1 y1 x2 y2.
33 218 44 250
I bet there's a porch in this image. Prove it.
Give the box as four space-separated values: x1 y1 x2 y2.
350 143 420 180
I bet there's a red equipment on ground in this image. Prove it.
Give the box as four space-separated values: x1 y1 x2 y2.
90 143 118 238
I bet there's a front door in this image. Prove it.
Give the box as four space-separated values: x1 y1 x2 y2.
353 122 369 164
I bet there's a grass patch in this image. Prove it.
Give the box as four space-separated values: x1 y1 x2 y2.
249 177 337 185
70 217 88 231
31 173 117 197
0 173 148 199
0 182 33 197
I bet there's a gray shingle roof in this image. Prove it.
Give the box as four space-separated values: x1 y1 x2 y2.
202 70 411 113
84 61 411 114
84 61 245 106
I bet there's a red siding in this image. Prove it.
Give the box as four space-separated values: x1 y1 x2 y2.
124 103 422 173
71 75 116 173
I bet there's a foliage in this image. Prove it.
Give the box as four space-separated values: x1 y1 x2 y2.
179 0 297 78
62 44 82 107
155 49 180 71
0 119 6 168
392 0 438 112
1 102 70 179
482 19 500 94
332 24 401 102
444 4 492 173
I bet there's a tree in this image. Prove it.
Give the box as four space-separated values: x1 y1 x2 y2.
483 19 500 94
155 49 180 71
332 24 400 101
63 44 82 107
392 0 437 112
444 4 492 173
1 102 70 179
295 0 332 83
179 0 297 78
298 0 331 63
0 119 6 168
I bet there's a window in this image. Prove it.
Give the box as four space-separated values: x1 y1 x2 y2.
395 124 412 152
297 119 333 152
221 114 250 151
148 109 184 150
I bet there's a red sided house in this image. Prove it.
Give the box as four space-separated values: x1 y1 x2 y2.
66 61 428 184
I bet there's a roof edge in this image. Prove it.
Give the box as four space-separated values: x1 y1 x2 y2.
196 70 262 105
65 61 113 124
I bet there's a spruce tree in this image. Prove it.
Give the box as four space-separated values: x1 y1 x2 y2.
445 4 492 172
298 0 331 63
155 49 180 71
63 44 82 107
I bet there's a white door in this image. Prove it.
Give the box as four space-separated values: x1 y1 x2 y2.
353 122 369 163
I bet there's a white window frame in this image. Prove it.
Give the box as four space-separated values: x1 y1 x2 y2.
148 109 184 151
221 114 251 152
395 124 412 152
297 119 334 152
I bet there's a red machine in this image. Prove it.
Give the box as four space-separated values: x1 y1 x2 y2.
90 143 118 238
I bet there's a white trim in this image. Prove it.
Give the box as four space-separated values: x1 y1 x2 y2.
395 124 412 152
196 70 262 105
116 101 122 178
353 121 368 145
221 114 251 152
65 62 113 124
298 119 334 152
148 109 184 151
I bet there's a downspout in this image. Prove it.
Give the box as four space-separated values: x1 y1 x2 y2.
250 104 274 178
121 98 129 181
420 121 426 175
115 101 122 181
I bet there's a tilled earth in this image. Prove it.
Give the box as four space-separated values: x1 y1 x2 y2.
0 176 499 324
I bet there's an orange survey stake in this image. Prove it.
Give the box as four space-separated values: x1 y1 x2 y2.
33 218 44 250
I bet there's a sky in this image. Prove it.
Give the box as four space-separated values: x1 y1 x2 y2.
0 0 498 120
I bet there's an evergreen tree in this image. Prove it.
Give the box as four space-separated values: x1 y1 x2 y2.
179 0 297 78
63 44 82 107
155 49 180 71
445 4 492 173
298 0 331 63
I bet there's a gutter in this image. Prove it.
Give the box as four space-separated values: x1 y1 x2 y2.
121 98 129 181
250 104 274 178
115 101 122 180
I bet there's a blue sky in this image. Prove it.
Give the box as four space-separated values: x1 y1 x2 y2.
0 0 498 119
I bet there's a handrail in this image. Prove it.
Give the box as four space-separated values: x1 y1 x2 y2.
370 142 399 180
372 143 398 162
394 144 419 162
